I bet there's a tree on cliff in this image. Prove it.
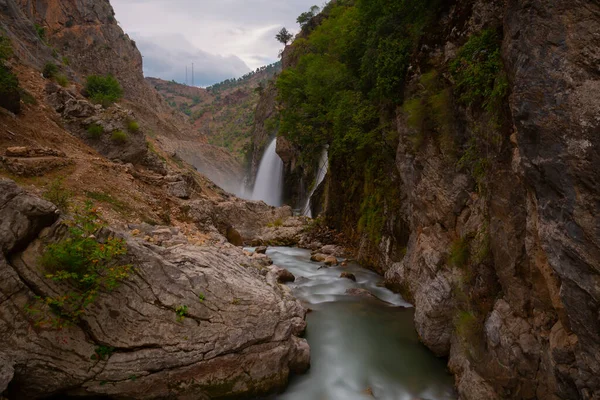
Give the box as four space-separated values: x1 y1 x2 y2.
276 28 293 45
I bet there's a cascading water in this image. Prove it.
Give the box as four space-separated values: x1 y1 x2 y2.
251 138 284 207
302 147 329 217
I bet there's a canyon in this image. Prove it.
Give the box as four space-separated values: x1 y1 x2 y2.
0 0 599 399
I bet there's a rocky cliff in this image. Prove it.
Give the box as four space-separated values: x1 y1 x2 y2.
9 0 243 193
262 0 600 398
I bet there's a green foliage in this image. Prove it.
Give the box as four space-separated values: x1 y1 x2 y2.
111 130 128 143
62 56 70 66
43 177 71 211
0 35 12 60
85 74 123 107
126 120 140 133
198 293 205 302
175 305 188 322
450 29 507 113
91 345 115 361
25 203 132 328
43 62 58 78
275 27 293 45
34 23 45 41
87 124 104 139
449 236 471 269
55 74 68 87
0 40 19 110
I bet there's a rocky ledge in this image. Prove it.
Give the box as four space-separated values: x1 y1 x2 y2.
0 178 309 399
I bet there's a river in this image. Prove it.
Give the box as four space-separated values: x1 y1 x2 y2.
263 246 457 400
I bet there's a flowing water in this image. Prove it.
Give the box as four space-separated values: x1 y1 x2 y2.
264 247 457 400
252 138 284 207
302 148 329 217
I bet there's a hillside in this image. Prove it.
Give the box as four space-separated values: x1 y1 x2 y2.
252 0 600 399
0 1 311 398
147 62 281 164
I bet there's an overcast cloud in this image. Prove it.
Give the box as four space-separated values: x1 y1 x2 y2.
111 0 321 86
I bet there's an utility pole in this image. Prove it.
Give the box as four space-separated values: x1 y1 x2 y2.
185 66 188 86
192 62 194 87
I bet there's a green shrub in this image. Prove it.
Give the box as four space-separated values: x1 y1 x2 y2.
175 305 188 322
65 19 74 28
34 23 45 40
126 120 140 133
0 35 12 60
85 74 123 107
43 178 71 211
91 345 115 361
43 62 58 78
267 218 284 228
87 124 104 139
111 130 128 143
55 74 68 87
25 203 132 328
62 56 70 66
450 29 507 113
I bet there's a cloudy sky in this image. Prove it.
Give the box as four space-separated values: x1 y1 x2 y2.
111 0 321 86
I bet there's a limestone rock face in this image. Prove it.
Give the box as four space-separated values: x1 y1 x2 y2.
0 179 309 399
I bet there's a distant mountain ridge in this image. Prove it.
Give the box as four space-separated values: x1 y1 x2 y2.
147 61 281 165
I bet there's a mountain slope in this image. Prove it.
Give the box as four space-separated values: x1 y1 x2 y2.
148 62 281 165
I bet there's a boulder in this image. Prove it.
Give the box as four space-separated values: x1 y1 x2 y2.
319 244 345 257
345 288 376 299
226 226 243 246
166 181 190 199
324 256 338 266
255 246 268 254
269 266 296 284
310 253 327 262
340 272 356 282
0 179 310 399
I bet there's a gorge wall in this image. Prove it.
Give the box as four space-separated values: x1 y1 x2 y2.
255 0 600 398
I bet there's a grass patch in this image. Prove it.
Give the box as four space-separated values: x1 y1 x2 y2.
85 190 130 214
34 23 45 41
19 88 37 105
111 130 128 143
43 177 71 211
43 62 58 79
448 236 471 269
55 74 68 87
267 218 284 228
87 124 104 139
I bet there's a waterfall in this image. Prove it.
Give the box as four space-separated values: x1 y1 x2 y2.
302 147 329 217
251 138 284 207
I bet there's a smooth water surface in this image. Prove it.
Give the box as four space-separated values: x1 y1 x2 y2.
265 247 456 400
252 138 284 207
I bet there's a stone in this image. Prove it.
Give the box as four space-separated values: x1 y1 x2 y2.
310 253 327 262
340 272 356 282
319 244 345 257
255 246 268 254
166 181 190 199
324 256 338 266
226 226 243 246
269 266 296 284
